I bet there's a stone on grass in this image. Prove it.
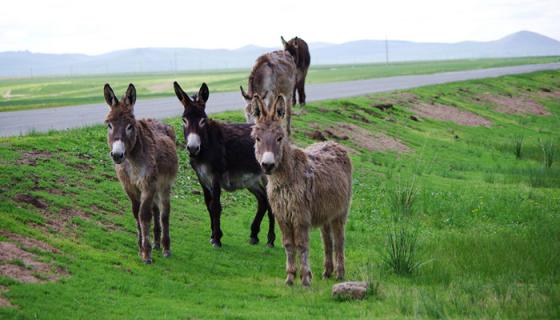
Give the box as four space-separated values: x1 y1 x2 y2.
332 281 368 300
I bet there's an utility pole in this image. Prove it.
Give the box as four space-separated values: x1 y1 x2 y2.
385 35 389 64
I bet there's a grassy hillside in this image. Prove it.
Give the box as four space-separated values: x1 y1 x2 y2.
1 71 559 318
1 56 559 112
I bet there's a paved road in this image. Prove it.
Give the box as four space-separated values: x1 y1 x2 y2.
1 62 559 137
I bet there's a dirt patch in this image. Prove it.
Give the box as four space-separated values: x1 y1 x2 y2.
2 89 25 99
16 150 52 166
0 231 58 253
478 93 551 115
146 82 171 93
0 242 67 283
14 194 48 209
536 88 560 100
411 103 492 127
371 92 418 105
308 123 409 153
0 285 12 308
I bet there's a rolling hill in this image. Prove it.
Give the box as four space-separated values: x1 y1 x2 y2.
1 31 559 77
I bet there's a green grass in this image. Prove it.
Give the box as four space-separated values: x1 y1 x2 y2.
1 56 559 112
1 71 560 318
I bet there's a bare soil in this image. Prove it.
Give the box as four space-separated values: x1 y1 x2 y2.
0 242 66 283
412 103 492 127
16 150 52 166
478 93 551 115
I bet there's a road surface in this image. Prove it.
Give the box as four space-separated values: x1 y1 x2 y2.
1 62 559 137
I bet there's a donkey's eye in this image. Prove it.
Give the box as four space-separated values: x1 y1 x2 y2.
107 123 112 130
277 137 283 142
256 137 261 142
182 118 189 127
199 118 206 127
126 124 133 132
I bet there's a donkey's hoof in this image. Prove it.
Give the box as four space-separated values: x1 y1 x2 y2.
249 237 259 245
163 250 171 258
322 271 333 279
152 243 161 250
143 258 153 264
266 242 274 248
210 239 222 248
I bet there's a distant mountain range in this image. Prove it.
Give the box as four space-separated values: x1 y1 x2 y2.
1 31 559 77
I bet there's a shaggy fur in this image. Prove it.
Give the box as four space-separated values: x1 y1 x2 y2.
174 82 275 248
251 94 352 286
281 36 311 106
240 50 296 135
104 83 178 264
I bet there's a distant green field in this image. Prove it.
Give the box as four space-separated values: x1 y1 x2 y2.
1 56 559 112
1 71 559 318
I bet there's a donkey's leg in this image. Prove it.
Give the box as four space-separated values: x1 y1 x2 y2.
202 186 216 245
295 224 312 286
160 187 172 257
126 190 142 255
320 223 334 279
210 182 223 248
278 221 296 285
265 200 276 247
248 187 267 245
298 80 306 106
139 191 155 263
331 217 346 280
152 204 161 250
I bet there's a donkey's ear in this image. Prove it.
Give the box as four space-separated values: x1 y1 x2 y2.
272 95 287 119
240 86 251 101
198 83 209 104
173 81 193 107
281 36 288 48
104 84 118 108
251 95 267 120
122 83 136 109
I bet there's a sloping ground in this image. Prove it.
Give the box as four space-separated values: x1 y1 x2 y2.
1 71 560 318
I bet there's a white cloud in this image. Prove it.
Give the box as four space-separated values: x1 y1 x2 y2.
0 0 558 54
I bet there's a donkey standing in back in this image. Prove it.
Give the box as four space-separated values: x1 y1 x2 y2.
281 36 311 106
174 82 275 248
251 94 352 286
104 84 178 263
240 50 296 135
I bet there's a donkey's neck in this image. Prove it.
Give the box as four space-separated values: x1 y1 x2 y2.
269 141 300 185
126 123 151 167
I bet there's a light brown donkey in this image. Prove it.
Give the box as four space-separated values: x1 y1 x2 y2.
251 94 352 286
240 50 296 135
104 83 178 264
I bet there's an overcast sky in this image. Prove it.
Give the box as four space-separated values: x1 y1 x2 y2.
1 0 558 55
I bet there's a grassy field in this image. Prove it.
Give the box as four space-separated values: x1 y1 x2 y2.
1 56 559 112
1 70 560 318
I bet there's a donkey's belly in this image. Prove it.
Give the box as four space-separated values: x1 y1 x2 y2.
221 172 262 192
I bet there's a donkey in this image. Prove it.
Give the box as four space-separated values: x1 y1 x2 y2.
251 94 352 286
174 81 275 248
281 36 311 106
104 83 178 264
240 50 296 135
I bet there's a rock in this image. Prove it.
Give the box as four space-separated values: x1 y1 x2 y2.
306 130 327 141
332 281 368 300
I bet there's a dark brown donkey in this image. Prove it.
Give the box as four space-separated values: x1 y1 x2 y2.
104 83 178 263
281 36 311 106
174 81 275 248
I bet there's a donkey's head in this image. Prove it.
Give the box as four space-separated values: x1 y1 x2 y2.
174 82 210 156
281 36 300 63
240 86 269 124
251 94 288 174
104 83 137 164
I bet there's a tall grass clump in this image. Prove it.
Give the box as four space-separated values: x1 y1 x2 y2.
540 138 555 168
383 226 422 275
388 177 418 220
513 135 524 159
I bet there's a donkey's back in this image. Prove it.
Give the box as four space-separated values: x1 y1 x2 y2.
304 141 352 226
